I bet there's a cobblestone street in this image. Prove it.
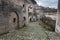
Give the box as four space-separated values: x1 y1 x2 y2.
0 21 60 40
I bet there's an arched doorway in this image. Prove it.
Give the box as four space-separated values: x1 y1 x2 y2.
9 12 19 32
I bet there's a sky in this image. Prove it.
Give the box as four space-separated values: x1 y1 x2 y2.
35 0 58 9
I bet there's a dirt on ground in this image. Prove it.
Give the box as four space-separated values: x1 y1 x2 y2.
0 21 60 40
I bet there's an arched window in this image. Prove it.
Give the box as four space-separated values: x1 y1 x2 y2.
23 17 26 21
23 4 24 7
13 18 16 23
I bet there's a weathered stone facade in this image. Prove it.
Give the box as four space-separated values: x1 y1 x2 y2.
0 0 25 34
0 0 37 34
23 0 36 24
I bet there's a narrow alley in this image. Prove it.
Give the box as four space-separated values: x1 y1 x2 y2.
0 21 60 40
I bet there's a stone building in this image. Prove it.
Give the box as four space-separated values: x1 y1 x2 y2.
0 0 26 34
0 0 37 34
23 0 37 22
33 5 44 20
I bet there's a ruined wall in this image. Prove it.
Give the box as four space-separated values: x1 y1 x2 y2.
0 0 25 34
9 0 27 26
7 0 25 7
0 12 9 34
8 12 18 31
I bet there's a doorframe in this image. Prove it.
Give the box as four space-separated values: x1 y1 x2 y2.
14 11 19 29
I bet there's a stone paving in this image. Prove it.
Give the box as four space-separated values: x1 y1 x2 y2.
0 22 60 40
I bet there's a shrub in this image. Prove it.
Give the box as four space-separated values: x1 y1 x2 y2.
40 16 56 31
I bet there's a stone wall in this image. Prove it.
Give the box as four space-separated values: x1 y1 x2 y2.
0 12 9 34
0 0 25 34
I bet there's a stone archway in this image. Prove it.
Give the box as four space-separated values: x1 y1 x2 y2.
9 12 19 32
